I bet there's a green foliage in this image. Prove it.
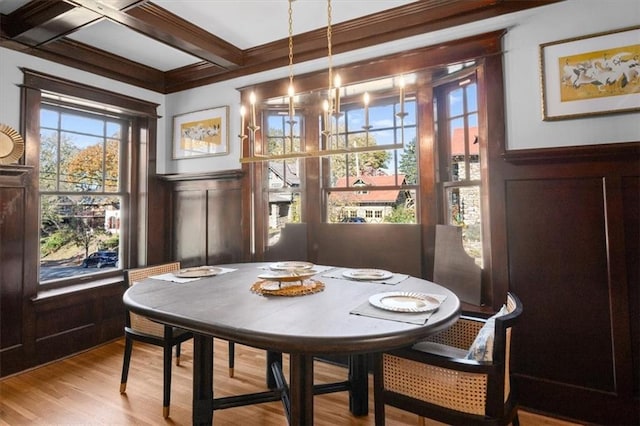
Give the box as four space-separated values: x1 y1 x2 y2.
399 138 417 184
40 230 73 256
39 132 80 191
384 205 416 223
290 194 301 223
329 134 391 180
101 234 120 250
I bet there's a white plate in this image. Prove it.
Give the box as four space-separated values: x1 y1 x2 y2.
343 268 393 280
368 292 441 313
258 270 318 282
173 266 223 278
269 261 314 271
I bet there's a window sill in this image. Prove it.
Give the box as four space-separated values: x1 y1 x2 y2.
32 275 125 303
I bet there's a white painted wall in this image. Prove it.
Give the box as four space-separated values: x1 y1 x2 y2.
1 0 638 176
162 0 639 174
0 48 165 140
503 0 640 150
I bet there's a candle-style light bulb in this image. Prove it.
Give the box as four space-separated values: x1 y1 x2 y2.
363 92 370 128
322 99 330 129
240 105 246 137
334 74 341 114
288 84 295 119
249 92 257 126
399 75 406 115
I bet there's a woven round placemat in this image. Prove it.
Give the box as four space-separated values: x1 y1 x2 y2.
250 279 325 297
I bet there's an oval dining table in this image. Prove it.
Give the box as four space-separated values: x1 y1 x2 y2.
123 262 460 425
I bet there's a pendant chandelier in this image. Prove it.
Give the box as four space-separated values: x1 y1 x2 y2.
239 0 408 164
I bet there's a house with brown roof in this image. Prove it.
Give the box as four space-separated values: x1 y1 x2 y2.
328 175 412 223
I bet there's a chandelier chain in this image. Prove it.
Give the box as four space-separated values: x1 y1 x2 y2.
288 0 294 88
327 0 333 97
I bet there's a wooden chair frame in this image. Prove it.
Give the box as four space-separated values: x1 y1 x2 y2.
120 262 193 419
373 293 523 426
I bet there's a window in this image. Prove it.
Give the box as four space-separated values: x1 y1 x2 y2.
244 33 502 303
264 111 303 246
324 75 418 224
39 100 128 283
22 69 158 289
436 73 483 265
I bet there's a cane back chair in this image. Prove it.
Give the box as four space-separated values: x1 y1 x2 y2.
120 262 193 418
374 292 523 426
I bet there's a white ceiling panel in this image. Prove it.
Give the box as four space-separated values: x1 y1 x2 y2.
154 0 418 49
67 19 202 71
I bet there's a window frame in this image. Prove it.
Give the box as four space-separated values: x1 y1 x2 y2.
321 88 419 224
38 101 130 286
21 69 158 291
434 71 484 265
240 31 507 307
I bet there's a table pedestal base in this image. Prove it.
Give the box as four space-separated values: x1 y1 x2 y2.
192 336 369 425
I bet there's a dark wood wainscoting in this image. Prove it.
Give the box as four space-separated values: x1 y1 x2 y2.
310 223 423 277
31 284 126 366
2 167 125 377
501 143 639 425
163 171 245 267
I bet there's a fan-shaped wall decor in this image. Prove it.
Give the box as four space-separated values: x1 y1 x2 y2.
0 124 25 165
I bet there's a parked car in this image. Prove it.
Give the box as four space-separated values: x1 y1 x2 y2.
82 251 118 268
340 217 366 223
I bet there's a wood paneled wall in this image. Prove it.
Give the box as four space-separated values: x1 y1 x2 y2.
1 166 124 377
0 165 124 376
501 143 639 424
164 171 245 268
0 165 125 375
310 223 423 277
2 140 638 425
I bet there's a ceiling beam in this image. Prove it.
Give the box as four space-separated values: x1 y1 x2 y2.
66 0 242 68
3 0 98 46
2 0 147 46
125 3 243 68
164 0 561 93
1 0 563 94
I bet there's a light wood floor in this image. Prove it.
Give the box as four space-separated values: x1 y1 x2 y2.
0 339 582 425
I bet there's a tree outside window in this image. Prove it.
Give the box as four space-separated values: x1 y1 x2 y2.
39 105 126 283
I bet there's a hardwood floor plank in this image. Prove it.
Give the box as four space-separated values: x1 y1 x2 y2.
0 338 582 425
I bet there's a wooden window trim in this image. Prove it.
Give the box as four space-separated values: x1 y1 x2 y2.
20 69 159 294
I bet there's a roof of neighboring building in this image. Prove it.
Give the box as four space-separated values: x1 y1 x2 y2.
269 162 301 187
451 126 479 156
329 174 407 204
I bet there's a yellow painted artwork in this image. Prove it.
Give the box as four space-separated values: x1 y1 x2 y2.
559 43 640 102
180 117 222 152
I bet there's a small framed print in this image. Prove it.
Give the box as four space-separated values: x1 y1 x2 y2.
172 106 229 159
540 26 640 120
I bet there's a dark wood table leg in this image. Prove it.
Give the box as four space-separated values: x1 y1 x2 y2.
289 353 314 426
266 350 283 389
348 354 369 416
192 334 214 425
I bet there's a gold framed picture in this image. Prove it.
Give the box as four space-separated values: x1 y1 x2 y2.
172 106 229 159
540 26 640 121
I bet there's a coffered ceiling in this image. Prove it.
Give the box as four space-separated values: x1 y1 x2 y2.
0 0 561 93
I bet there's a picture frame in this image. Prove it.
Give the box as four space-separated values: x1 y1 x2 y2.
540 26 640 121
172 106 229 159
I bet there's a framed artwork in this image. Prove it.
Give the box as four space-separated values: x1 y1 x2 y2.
172 106 229 159
540 26 640 121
